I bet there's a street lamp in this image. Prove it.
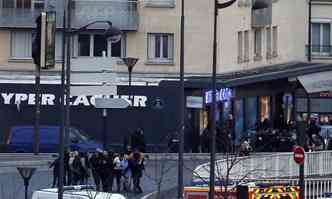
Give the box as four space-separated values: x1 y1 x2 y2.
122 57 139 87
17 167 36 199
209 1 236 199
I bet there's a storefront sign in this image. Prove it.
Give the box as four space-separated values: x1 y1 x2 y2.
298 71 332 93
0 92 147 107
204 88 233 104
186 96 203 109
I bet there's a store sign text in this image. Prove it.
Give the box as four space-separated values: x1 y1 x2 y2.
204 88 233 104
0 93 147 107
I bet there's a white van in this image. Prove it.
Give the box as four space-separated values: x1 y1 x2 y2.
31 185 126 199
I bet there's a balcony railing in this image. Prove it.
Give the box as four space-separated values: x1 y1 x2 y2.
0 0 138 30
306 45 332 58
71 0 138 30
143 0 175 8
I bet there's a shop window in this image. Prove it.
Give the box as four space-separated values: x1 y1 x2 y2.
234 99 244 144
245 97 258 131
260 96 271 122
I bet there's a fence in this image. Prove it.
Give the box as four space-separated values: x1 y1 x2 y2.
193 151 332 181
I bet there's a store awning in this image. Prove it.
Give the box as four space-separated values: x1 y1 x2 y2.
298 70 332 93
178 62 332 89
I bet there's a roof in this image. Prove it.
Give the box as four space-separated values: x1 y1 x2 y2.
182 62 332 88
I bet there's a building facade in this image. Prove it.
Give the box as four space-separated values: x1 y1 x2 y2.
0 0 332 151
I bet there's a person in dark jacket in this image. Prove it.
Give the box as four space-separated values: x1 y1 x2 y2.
50 157 60 187
89 151 102 191
129 150 144 194
131 128 146 153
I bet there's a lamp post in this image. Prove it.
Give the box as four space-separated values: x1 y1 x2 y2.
58 4 122 197
122 57 139 87
17 167 36 199
178 0 185 198
122 57 139 104
210 1 236 199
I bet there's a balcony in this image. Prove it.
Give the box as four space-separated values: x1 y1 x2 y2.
251 0 272 28
0 0 138 30
143 0 175 8
71 0 138 30
306 45 332 59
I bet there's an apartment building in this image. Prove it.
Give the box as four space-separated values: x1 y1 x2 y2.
0 0 331 151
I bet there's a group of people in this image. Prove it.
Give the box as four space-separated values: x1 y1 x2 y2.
50 148 146 194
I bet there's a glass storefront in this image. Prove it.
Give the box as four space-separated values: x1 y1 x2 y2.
234 99 244 144
260 96 271 122
245 97 258 132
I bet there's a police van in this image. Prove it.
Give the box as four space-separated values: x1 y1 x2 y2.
31 185 126 199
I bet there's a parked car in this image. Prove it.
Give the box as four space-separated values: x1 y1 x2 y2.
319 192 332 199
6 125 103 153
32 185 126 199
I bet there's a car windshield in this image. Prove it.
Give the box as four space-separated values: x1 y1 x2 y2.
69 127 90 142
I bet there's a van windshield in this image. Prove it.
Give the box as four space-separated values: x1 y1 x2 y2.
69 128 90 142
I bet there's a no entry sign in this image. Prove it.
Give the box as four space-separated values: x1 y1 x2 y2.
293 146 305 165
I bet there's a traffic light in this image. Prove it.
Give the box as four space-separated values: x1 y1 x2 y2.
32 11 56 69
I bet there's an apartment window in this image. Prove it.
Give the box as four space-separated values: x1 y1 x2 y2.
254 29 262 60
272 26 278 57
11 30 63 60
1 0 43 8
244 31 249 61
266 27 271 59
11 31 32 59
237 32 243 63
77 34 125 57
312 23 331 53
147 33 174 63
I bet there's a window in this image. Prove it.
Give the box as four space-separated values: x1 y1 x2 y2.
244 31 249 61
237 31 243 63
312 23 331 54
266 27 271 59
1 0 43 8
11 30 62 60
272 26 278 57
11 31 32 59
147 33 174 63
77 34 126 57
254 29 262 60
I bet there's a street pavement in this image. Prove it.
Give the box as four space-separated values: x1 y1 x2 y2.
0 157 207 199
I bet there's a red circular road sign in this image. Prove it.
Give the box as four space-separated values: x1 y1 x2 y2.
293 146 305 165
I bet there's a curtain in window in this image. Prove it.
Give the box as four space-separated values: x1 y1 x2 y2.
148 34 155 60
167 34 173 59
312 23 321 52
11 31 32 58
237 31 243 61
322 23 331 53
244 31 249 60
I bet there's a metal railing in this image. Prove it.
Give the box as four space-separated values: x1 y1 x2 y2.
306 45 332 57
193 151 332 182
0 0 138 30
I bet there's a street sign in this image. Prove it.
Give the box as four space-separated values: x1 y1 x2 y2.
71 85 117 96
293 146 305 165
95 98 130 109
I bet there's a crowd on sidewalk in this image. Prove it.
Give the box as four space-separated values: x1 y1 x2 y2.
50 128 147 194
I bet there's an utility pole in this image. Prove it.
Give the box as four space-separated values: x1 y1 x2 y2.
178 0 185 198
